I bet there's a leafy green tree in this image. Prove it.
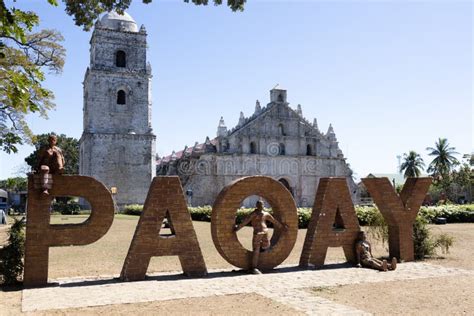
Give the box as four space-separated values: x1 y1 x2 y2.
400 150 425 178
1 0 65 153
426 138 459 178
62 0 245 30
0 177 27 192
451 156 474 202
24 133 79 174
1 0 245 154
0 217 25 285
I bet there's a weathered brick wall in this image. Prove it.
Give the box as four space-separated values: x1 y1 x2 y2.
211 176 298 270
299 178 361 268
121 176 207 281
24 175 114 287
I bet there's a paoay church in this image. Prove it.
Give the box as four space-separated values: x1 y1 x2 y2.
157 88 357 207
79 12 356 208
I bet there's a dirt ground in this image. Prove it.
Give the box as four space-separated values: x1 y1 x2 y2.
0 216 473 315
313 223 474 315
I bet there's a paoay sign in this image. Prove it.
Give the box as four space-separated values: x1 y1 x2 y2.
23 175 431 287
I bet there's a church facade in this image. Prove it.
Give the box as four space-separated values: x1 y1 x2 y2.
157 88 356 207
79 12 156 207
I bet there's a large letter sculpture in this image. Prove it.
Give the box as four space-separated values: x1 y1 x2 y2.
299 178 360 268
121 177 207 281
24 175 115 287
211 176 298 270
362 177 431 261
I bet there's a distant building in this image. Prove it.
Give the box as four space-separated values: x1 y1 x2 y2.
79 12 156 207
0 189 7 212
157 88 357 207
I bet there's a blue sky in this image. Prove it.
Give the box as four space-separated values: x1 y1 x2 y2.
1 0 472 180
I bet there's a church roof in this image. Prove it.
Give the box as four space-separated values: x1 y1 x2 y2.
100 11 138 32
227 101 316 137
157 139 218 165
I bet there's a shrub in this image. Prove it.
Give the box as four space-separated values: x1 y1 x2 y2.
297 208 312 229
413 216 435 260
353 208 455 261
413 216 454 260
0 217 26 285
419 205 474 223
118 203 474 227
52 200 81 215
355 206 379 226
123 204 143 216
355 206 392 246
356 204 474 225
188 206 212 221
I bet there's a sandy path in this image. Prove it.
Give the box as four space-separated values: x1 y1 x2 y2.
313 275 474 315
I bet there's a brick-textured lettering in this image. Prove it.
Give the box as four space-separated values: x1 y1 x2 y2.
24 175 114 287
120 176 207 281
211 176 298 270
362 177 432 261
299 178 361 268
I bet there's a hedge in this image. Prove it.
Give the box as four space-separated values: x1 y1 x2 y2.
121 204 474 228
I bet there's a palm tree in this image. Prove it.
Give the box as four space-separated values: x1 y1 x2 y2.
426 138 459 178
400 151 425 178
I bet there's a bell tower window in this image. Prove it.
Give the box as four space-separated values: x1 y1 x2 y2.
117 90 126 104
116 50 126 67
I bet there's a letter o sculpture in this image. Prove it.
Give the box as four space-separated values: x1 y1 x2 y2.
211 176 298 270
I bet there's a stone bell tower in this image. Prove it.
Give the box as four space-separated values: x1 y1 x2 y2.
79 11 156 207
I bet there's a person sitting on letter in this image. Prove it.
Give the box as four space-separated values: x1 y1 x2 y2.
233 200 288 274
36 134 65 196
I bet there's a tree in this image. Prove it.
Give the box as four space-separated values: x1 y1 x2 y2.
426 138 459 178
1 0 66 153
0 177 27 192
0 217 26 285
1 0 245 154
451 155 474 202
399 150 425 178
24 133 79 174
62 0 246 30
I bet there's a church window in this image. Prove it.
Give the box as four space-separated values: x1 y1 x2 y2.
116 50 126 67
250 142 257 154
279 143 285 155
278 94 283 102
117 90 126 104
306 144 312 156
278 124 286 136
